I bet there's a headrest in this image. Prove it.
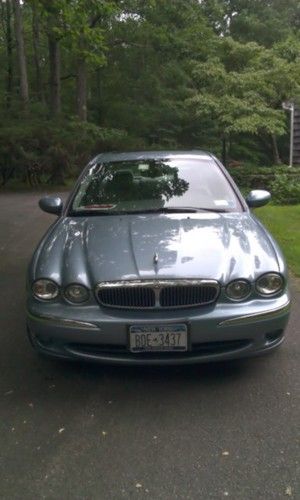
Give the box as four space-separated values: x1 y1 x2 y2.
111 170 134 184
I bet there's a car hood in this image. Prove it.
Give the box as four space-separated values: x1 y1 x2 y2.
32 213 279 287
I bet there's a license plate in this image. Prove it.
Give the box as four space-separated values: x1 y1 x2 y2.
129 324 188 353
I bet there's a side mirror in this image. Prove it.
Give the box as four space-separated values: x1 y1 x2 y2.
39 196 63 215
246 190 271 208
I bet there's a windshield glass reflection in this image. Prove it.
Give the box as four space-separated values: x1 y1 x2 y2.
71 158 241 214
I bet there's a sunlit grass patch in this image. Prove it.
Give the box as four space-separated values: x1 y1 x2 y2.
255 204 300 276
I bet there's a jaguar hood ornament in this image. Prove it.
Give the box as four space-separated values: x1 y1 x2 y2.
153 252 159 265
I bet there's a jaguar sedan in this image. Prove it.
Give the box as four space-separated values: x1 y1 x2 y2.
27 151 291 364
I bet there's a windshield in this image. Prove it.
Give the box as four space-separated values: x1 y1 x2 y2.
70 158 242 214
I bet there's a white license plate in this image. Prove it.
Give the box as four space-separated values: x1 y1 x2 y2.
129 324 188 353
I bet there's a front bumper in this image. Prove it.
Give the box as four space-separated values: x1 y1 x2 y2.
26 292 291 365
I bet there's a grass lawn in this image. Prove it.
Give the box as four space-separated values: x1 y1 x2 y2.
255 204 300 276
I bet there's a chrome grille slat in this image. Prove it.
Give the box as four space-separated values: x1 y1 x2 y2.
96 280 219 309
160 285 217 307
98 286 156 308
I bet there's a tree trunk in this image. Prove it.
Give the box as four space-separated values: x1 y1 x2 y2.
48 22 61 116
222 134 228 167
32 3 44 103
76 57 87 121
271 134 281 165
12 0 29 109
4 0 13 109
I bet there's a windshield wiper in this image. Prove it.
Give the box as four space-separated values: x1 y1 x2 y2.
70 206 230 216
69 210 124 216
191 207 230 213
126 207 230 214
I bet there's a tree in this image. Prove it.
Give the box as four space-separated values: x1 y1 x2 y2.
12 0 29 109
97 0 215 144
1 0 300 182
187 38 300 164
57 0 116 121
47 16 61 116
31 0 44 102
2 0 13 109
200 0 300 46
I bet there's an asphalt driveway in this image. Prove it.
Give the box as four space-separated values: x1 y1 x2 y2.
0 192 299 499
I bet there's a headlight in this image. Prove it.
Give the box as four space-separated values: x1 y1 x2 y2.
256 273 283 296
226 279 251 301
32 279 59 300
64 284 89 304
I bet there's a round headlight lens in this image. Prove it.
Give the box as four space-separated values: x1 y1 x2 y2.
226 280 251 301
64 284 89 304
32 279 59 300
256 273 283 296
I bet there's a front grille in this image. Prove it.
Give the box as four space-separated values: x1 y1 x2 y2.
96 280 219 309
160 285 217 308
98 286 155 308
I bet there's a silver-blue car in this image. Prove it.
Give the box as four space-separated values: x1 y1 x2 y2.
27 151 291 365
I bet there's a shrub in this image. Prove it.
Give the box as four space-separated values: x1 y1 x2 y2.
0 118 144 186
228 165 300 194
269 173 300 205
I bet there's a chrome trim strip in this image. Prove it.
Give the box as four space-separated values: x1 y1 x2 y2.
95 279 220 309
218 300 291 327
27 311 99 330
96 279 219 289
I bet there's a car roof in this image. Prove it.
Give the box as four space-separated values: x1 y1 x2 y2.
94 150 214 163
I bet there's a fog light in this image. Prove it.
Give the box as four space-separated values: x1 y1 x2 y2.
265 330 283 343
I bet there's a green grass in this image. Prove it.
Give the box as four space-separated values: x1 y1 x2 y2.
255 204 300 276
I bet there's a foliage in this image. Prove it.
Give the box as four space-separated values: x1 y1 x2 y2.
1 0 300 185
228 165 300 204
0 119 129 185
187 37 300 141
229 165 300 191
201 0 300 45
52 0 117 66
269 173 300 205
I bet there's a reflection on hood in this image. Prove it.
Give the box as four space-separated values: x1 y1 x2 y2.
32 212 279 287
